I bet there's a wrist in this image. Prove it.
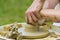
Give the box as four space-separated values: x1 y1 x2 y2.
40 9 53 22
40 9 60 22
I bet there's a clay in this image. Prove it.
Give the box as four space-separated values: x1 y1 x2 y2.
4 25 11 31
22 17 53 39
5 23 22 40
25 24 39 32
23 19 45 38
23 29 49 39
4 23 22 31
38 18 46 25
49 32 58 38
22 23 49 39
39 25 51 30
17 23 22 28
0 31 7 36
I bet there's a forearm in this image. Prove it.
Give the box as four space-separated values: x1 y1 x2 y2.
40 9 60 22
27 0 45 11
43 0 59 9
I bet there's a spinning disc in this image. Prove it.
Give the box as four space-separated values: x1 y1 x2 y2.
22 29 49 39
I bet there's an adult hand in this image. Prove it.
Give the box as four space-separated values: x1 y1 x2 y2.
25 0 44 25
25 0 59 25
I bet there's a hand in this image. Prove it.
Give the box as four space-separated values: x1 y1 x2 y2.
25 0 59 25
25 0 44 25
40 9 60 22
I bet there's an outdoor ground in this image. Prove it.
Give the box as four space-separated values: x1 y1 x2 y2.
0 0 33 25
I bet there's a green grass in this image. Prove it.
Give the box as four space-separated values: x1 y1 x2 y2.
0 0 33 25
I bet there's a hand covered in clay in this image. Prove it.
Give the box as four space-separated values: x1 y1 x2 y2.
25 0 59 25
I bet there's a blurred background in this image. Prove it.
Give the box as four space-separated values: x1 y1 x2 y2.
0 0 33 25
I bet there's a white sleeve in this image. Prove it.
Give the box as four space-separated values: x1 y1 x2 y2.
55 3 60 9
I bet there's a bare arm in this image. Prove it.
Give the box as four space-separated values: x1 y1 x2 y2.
40 9 60 22
25 0 59 25
43 0 59 9
40 0 60 22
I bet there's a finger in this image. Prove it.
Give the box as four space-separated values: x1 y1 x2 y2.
27 13 33 24
25 13 28 23
32 11 40 19
30 12 38 22
27 13 37 25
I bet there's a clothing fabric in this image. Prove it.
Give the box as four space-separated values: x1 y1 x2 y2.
55 3 60 9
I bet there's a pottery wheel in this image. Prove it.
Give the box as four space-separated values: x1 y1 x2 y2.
22 24 49 39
